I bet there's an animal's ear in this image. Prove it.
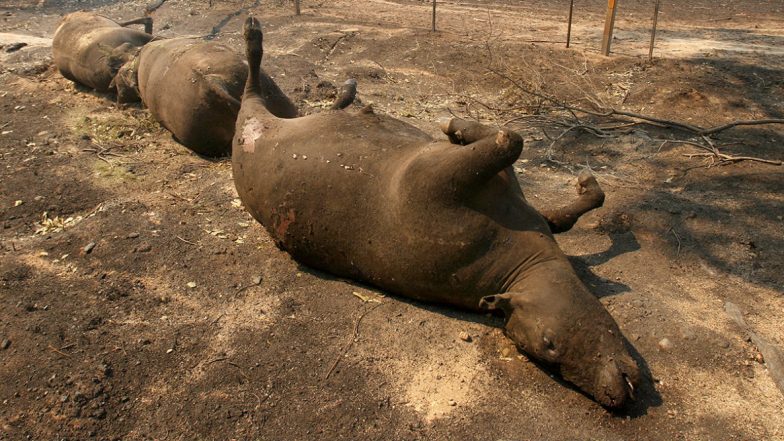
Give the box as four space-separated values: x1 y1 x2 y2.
479 293 514 317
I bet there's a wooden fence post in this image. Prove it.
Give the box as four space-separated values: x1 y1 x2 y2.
648 0 661 61
432 0 437 32
600 0 619 56
566 0 574 48
294 0 301 15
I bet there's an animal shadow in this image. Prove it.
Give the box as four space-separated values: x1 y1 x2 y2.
569 231 640 298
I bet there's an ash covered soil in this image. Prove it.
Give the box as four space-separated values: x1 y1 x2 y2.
1 0 783 439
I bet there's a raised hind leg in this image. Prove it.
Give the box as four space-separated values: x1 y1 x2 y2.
539 170 605 234
243 16 299 119
438 117 524 194
119 16 153 34
257 70 299 118
408 127 523 202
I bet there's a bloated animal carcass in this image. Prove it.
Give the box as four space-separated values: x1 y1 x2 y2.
52 12 153 97
114 37 356 156
233 17 640 408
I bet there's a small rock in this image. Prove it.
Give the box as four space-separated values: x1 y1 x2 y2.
166 348 174 354
186 282 197 289
81 242 96 255
134 242 152 253
458 331 472 343
99 362 113 377
252 276 262 285
658 338 673 351
680 329 696 341
127 232 140 239
1 339 10 350
448 399 457 407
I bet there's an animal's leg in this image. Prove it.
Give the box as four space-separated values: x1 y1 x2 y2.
413 129 523 200
119 16 153 34
258 70 299 118
437 116 525 195
244 16 265 97
330 79 358 110
539 170 605 234
243 16 298 119
204 75 242 115
438 117 499 146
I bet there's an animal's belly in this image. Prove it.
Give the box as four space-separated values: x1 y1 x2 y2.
139 41 245 153
234 111 539 307
277 194 498 302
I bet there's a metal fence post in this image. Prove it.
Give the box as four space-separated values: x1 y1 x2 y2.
432 0 437 32
566 0 575 48
648 0 661 61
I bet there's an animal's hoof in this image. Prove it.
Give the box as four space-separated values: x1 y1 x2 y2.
495 130 510 148
577 168 596 186
243 16 262 42
576 169 604 203
437 116 454 135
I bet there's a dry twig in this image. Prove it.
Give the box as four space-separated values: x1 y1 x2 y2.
48 344 72 358
668 227 682 257
324 302 383 380
176 235 199 246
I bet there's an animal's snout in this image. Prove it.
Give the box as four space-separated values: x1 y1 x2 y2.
594 356 640 408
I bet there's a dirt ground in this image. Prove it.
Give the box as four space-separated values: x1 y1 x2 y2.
1 0 783 439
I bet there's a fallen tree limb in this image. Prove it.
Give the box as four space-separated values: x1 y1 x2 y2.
683 152 783 166
725 302 784 397
489 68 784 136
657 139 783 166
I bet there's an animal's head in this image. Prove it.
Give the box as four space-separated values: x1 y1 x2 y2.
108 47 141 104
480 264 640 408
